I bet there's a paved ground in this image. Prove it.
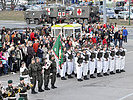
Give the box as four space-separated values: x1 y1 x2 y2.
0 22 133 100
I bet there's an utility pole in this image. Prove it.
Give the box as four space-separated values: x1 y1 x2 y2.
103 0 107 24
63 0 64 5
129 0 131 25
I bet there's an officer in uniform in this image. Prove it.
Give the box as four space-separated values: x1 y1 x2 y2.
75 52 83 82
60 52 67 80
6 80 17 100
115 45 121 73
35 57 44 92
66 48 73 78
28 58 38 94
50 55 57 89
96 47 103 77
82 49 89 80
109 47 116 75
18 77 30 100
89 47 96 78
43 58 51 90
103 47 109 76
120 47 126 72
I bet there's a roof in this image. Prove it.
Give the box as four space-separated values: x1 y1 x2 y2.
63 24 82 28
51 24 67 28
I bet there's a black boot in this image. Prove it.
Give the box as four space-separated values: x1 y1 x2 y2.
51 85 57 89
61 77 67 80
38 88 44 92
97 73 103 77
90 74 96 78
120 69 125 72
77 79 83 82
75 74 77 77
110 71 115 75
68 75 73 78
103 73 109 76
84 76 89 80
31 90 38 94
57 73 61 77
45 86 50 90
116 70 121 73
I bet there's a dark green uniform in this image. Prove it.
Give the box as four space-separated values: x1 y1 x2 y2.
29 63 38 93
44 62 51 90
50 59 57 88
36 62 43 91
18 83 30 100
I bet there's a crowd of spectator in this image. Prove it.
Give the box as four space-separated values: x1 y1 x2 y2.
0 22 128 76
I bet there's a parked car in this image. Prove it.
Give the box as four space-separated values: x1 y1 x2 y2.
118 11 133 19
100 11 116 19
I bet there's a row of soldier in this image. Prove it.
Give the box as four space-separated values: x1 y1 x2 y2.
59 44 126 81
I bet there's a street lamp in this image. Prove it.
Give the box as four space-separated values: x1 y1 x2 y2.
129 0 131 25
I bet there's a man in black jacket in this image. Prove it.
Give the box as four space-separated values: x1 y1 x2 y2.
27 42 35 67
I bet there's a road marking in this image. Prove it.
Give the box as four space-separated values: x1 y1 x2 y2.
118 92 133 100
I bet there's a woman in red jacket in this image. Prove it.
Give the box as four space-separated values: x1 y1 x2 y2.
102 36 108 46
92 34 97 44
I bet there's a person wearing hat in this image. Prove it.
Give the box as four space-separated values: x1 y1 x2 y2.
6 80 17 100
75 52 84 82
89 47 96 78
96 47 103 77
103 47 110 76
82 49 89 80
35 57 44 92
50 55 57 89
28 58 38 94
18 77 30 100
109 46 116 75
66 47 74 79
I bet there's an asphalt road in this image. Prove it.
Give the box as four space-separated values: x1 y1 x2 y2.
0 21 133 100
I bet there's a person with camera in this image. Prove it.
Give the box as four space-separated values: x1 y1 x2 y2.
43 57 51 90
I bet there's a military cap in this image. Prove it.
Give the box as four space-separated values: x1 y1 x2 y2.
8 80 13 84
20 77 24 81
18 97 25 100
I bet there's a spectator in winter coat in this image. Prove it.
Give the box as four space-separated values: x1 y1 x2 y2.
92 34 97 44
123 27 128 43
36 45 44 62
33 40 39 53
102 36 108 46
27 42 35 67
30 30 36 41
1 53 8 74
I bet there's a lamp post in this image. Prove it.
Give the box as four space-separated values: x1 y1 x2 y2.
103 0 107 24
129 0 131 25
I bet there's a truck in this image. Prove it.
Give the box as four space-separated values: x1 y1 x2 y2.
24 9 49 24
67 5 100 24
